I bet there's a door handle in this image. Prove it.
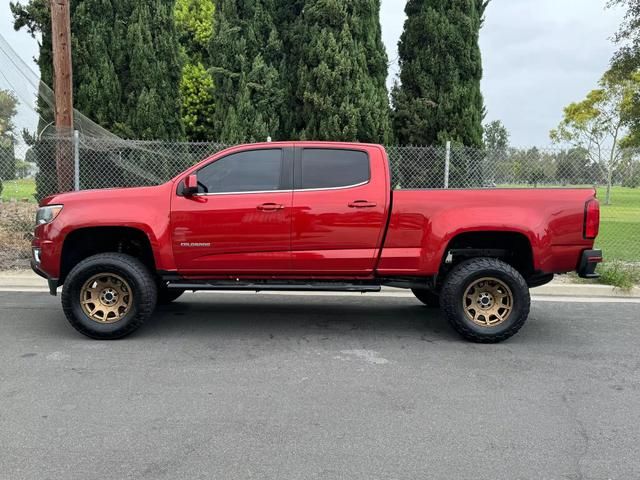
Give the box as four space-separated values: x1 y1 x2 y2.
257 203 285 211
348 200 377 208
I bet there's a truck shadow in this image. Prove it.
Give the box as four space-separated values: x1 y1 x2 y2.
143 293 461 343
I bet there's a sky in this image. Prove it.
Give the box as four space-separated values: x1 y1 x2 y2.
0 0 627 147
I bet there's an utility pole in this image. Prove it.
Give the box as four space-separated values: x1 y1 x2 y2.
50 0 74 192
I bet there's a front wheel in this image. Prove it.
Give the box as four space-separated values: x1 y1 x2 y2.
440 258 531 343
61 253 158 339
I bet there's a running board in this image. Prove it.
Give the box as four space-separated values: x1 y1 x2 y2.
166 281 382 293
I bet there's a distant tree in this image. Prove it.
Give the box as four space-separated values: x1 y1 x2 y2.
179 63 216 141
392 0 489 147
512 147 546 187
0 89 18 182
605 1 640 149
483 120 509 151
0 136 16 183
175 0 216 140
14 159 32 179
607 0 640 80
482 120 509 184
555 147 593 185
286 0 392 143
550 73 640 204
208 0 285 143
175 0 215 47
615 150 640 187
0 89 19 138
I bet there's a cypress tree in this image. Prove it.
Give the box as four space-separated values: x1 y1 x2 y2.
287 0 392 143
209 0 285 143
392 0 488 147
13 0 184 140
124 1 184 140
72 0 122 132
12 0 184 197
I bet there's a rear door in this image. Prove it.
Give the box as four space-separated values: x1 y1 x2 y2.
171 146 294 275
290 146 389 275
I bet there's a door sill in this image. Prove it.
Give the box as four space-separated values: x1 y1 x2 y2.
164 279 382 293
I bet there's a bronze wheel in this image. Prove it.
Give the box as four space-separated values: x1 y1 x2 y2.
462 277 513 327
80 273 133 324
440 258 530 343
62 253 157 339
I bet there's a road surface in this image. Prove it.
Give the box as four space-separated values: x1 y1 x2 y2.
1 291 638 479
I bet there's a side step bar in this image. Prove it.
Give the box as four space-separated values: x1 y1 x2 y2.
166 281 382 293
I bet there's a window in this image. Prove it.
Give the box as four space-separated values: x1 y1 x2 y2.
197 149 283 193
299 149 370 190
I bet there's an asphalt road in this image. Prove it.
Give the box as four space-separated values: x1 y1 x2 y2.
1 291 639 480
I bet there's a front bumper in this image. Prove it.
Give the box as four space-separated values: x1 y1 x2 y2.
577 249 603 279
30 258 59 296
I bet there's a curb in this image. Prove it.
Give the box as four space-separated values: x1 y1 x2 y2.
531 283 640 298
0 271 638 298
0 271 52 292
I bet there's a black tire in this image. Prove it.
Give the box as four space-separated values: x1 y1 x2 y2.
157 285 185 305
440 257 531 343
411 288 440 308
61 253 157 339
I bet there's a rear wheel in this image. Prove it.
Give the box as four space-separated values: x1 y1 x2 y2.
61 253 157 339
440 257 530 343
411 288 440 308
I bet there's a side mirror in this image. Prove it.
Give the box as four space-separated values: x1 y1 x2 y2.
182 174 199 196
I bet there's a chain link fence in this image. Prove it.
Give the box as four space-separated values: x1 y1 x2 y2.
1 133 639 269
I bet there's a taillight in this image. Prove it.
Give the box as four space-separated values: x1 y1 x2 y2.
584 199 600 239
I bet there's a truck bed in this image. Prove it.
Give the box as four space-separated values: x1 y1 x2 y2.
377 188 597 276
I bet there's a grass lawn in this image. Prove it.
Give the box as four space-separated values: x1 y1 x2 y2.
595 187 640 262
1 178 36 203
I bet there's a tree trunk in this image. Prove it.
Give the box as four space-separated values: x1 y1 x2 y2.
605 165 613 206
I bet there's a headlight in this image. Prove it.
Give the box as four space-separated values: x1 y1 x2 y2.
36 205 64 225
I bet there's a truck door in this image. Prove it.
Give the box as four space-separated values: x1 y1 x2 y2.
171 146 294 275
290 146 389 275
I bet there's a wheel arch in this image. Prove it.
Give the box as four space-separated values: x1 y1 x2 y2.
439 230 536 279
60 226 157 284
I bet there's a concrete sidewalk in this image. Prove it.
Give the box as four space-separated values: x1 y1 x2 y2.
1 269 638 298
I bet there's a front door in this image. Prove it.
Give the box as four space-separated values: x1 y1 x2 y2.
171 146 294 275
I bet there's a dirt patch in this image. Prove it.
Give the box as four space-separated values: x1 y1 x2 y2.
0 202 37 271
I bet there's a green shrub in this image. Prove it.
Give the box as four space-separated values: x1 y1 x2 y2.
597 261 640 291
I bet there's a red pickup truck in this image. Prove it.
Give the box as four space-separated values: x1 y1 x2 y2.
31 142 602 342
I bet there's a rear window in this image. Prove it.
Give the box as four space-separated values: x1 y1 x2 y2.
298 149 370 189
